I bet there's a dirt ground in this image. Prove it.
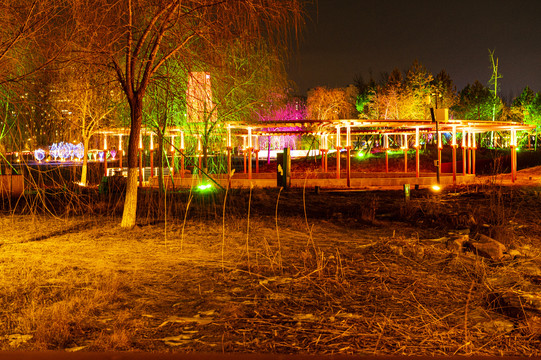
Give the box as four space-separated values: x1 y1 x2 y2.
1 167 541 355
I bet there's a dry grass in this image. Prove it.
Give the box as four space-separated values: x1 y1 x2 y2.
1 182 541 354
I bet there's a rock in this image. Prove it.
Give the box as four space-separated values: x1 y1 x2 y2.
447 234 469 252
469 234 506 261
492 290 541 316
477 319 515 334
468 307 515 334
3 334 33 347
507 249 522 258
524 315 541 336
517 262 541 278
486 275 517 289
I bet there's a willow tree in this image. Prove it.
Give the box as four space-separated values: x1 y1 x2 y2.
183 38 290 174
0 0 67 86
1 0 68 166
70 0 304 228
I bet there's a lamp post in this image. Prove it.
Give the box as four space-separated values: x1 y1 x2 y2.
430 91 442 185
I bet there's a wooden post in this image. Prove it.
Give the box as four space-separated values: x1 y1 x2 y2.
403 134 408 173
404 149 408 173
180 151 185 178
102 134 108 176
253 134 259 174
170 150 175 177
255 150 260 173
104 151 108 176
243 150 247 174
335 126 341 179
415 128 420 178
452 145 457 185
248 148 252 180
415 147 420 178
150 150 154 178
336 148 341 179
384 134 389 173
118 135 123 170
138 132 143 184
472 148 476 175
169 136 175 177
462 130 466 176
467 148 471 174
149 133 154 178
180 132 185 178
462 147 466 176
227 147 232 175
346 147 351 187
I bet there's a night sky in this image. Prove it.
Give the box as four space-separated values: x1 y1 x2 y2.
288 0 541 101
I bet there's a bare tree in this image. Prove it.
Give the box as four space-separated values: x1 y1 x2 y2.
57 66 120 185
70 0 305 228
307 86 358 121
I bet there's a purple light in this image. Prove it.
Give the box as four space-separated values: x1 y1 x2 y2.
258 101 306 150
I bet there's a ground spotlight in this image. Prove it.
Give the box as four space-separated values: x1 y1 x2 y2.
197 183 213 192
431 184 442 192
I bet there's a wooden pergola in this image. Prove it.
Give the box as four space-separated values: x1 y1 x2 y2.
96 118 534 186
227 118 534 185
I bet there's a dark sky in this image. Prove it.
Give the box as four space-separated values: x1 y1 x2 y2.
287 0 541 101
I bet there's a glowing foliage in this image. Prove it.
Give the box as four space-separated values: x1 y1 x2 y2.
37 142 85 161
455 81 497 120
307 86 358 120
34 149 45 161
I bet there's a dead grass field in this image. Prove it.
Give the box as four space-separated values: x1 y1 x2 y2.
1 169 541 355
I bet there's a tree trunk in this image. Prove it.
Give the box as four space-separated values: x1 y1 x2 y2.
80 136 90 185
121 99 143 228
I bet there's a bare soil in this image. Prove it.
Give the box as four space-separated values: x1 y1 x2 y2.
1 167 541 355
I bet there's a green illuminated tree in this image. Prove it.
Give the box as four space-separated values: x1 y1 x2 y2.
184 38 290 174
143 61 187 192
454 81 497 120
353 75 375 119
511 86 541 149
